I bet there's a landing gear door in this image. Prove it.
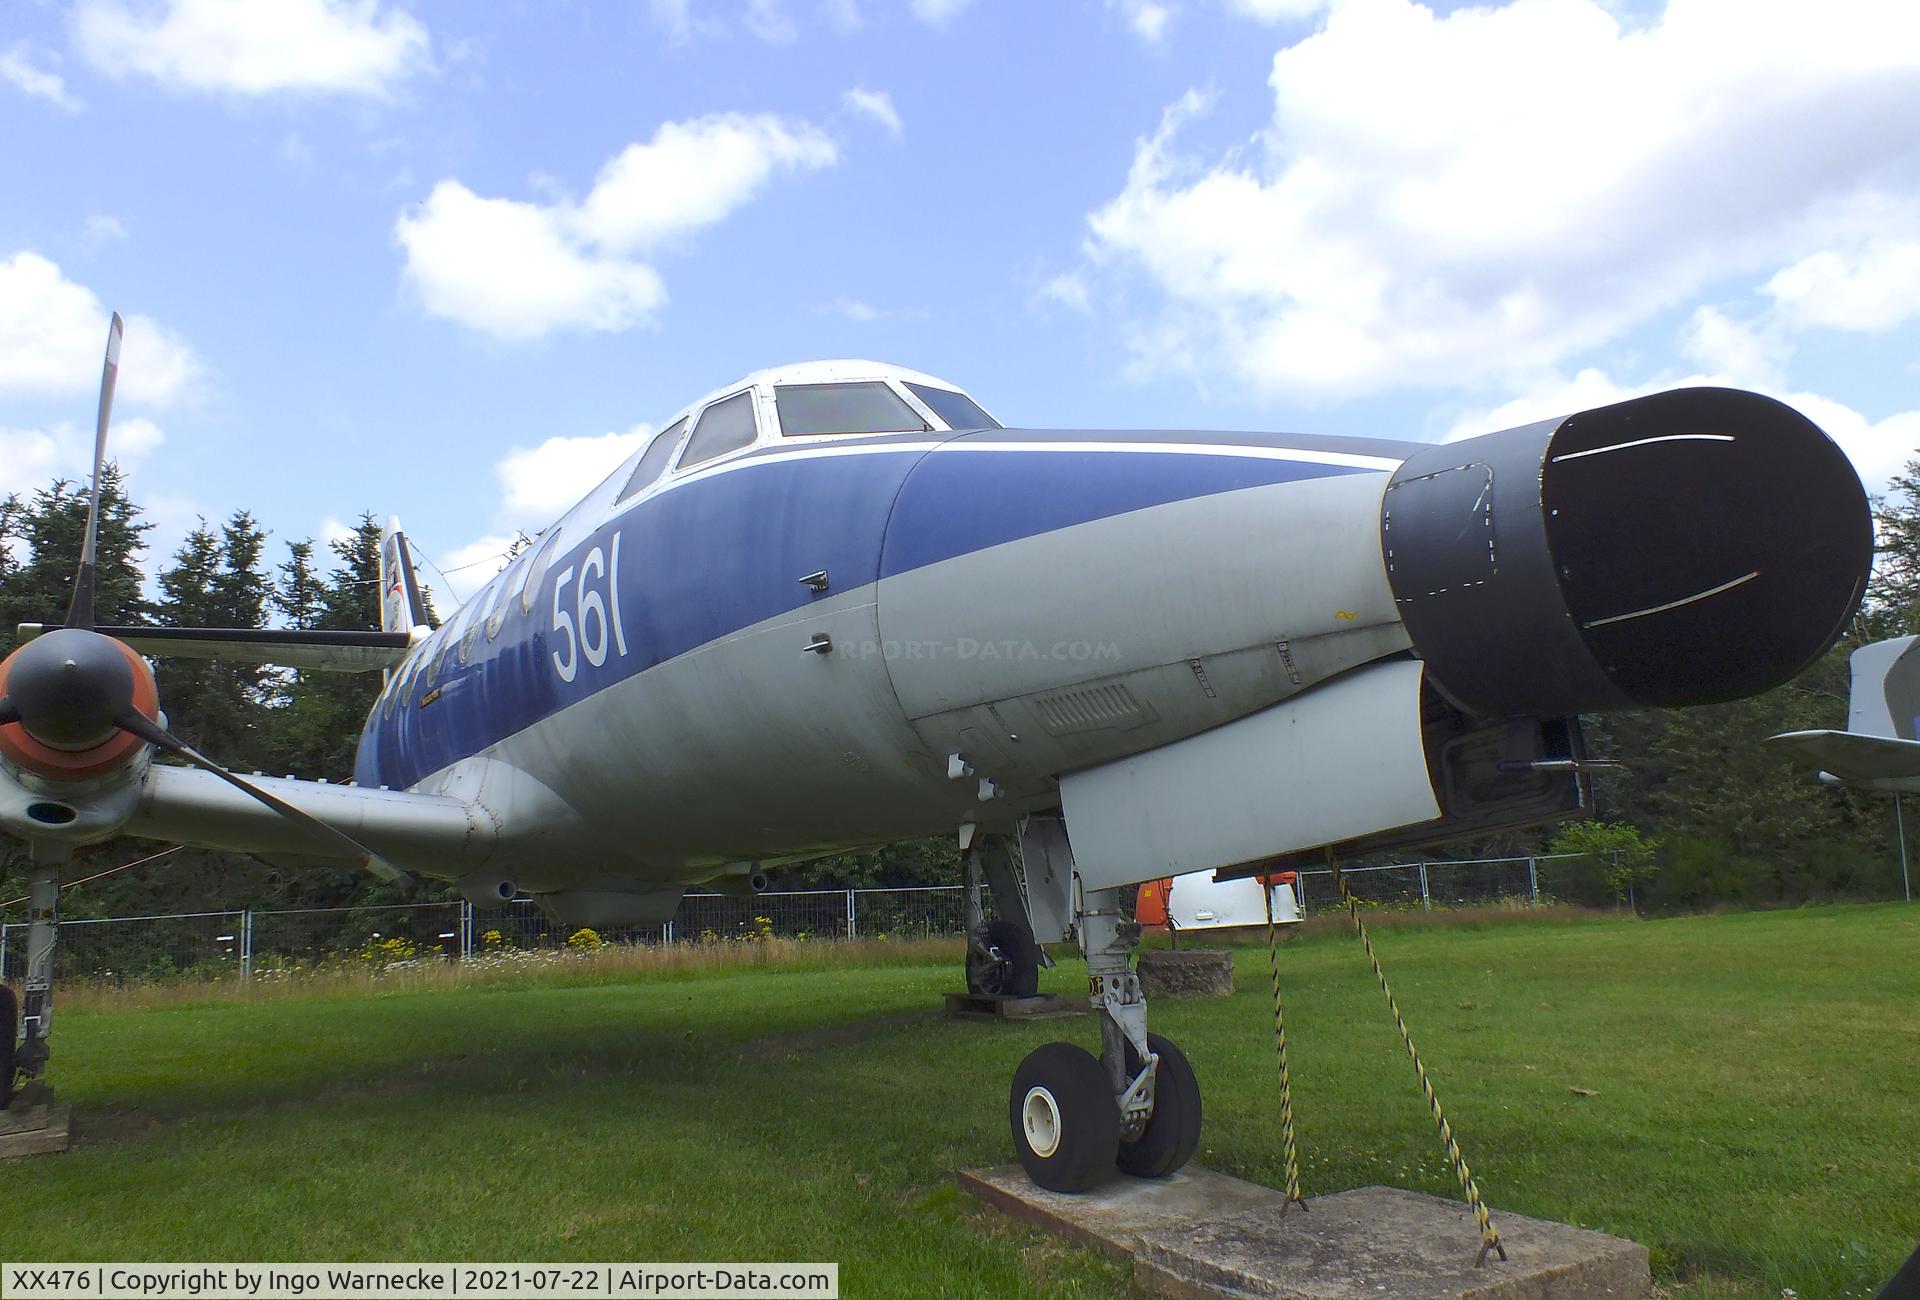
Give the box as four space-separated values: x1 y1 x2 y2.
1016 814 1077 944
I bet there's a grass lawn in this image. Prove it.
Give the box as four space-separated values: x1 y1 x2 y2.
3 904 1916 1298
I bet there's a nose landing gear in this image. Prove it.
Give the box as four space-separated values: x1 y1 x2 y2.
1008 884 1202 1192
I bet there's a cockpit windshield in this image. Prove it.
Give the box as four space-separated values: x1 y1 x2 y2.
904 382 999 430
775 382 930 437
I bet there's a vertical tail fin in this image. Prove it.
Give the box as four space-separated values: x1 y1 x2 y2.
379 516 428 636
1849 636 1920 740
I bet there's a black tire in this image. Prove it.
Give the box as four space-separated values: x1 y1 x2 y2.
1116 1033 1202 1179
1009 1041 1120 1192
0 985 17 1109
968 920 1040 998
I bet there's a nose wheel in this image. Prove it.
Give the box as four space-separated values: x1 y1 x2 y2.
1009 1042 1119 1191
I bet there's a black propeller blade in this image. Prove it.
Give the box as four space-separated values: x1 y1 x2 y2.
65 311 122 633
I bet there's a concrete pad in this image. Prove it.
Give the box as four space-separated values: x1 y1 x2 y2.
959 1165 1649 1299
0 1103 72 1158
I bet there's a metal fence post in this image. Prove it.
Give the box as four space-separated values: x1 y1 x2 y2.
240 910 253 979
0 922 8 982
846 888 858 939
1419 862 1430 911
1527 857 1539 904
459 900 473 962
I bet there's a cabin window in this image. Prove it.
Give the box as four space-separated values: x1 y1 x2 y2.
457 598 486 665
678 391 759 468
520 529 565 615
618 418 687 502
487 552 529 640
775 382 929 437
904 382 999 431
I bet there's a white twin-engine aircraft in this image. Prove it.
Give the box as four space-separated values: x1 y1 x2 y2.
0 314 1873 1190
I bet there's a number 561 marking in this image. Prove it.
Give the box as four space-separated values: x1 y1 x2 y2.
552 533 629 683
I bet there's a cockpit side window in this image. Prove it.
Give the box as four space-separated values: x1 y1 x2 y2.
904 382 1000 431
488 551 530 641
775 382 931 437
678 390 759 469
618 418 687 502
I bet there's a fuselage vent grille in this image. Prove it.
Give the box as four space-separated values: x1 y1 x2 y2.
1033 682 1151 735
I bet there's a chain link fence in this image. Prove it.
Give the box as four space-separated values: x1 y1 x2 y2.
0 856 1596 987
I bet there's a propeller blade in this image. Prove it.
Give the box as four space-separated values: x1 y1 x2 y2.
66 312 123 632
114 710 411 885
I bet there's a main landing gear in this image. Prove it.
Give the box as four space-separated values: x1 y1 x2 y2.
1007 884 1202 1192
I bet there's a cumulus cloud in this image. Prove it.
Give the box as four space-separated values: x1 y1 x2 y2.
842 87 902 137
494 426 655 527
396 113 837 339
0 417 165 499
73 0 430 99
0 43 83 111
0 252 201 406
1111 0 1175 42
1076 0 1920 399
1764 240 1920 335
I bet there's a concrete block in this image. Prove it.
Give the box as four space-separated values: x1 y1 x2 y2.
1139 948 1235 998
959 1165 1650 1299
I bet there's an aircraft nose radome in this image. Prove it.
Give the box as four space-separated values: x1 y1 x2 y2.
1382 387 1872 719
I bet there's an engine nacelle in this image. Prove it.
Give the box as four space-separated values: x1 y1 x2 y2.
1383 387 1870 718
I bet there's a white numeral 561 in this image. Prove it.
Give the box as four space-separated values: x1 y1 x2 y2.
552 533 629 683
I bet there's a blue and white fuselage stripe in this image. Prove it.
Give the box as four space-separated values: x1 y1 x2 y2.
353 432 1404 793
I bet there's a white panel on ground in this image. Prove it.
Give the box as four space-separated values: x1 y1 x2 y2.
1060 659 1441 892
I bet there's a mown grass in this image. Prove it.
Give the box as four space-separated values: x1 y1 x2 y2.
3 905 1915 1298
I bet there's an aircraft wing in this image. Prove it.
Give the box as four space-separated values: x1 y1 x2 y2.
123 764 496 876
1764 729 1920 783
16 624 427 673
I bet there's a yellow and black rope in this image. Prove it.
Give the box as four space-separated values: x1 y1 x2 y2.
1261 878 1307 1214
1330 852 1506 1266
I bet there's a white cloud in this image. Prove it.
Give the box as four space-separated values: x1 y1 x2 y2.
0 43 83 111
842 87 902 137
910 0 973 27
0 252 201 406
0 416 165 499
318 515 356 548
396 183 666 341
73 0 430 99
1040 272 1092 313
397 113 837 339
1679 304 1787 384
495 426 655 527
435 533 520 604
1076 0 1920 400
744 0 799 43
82 214 128 246
1112 0 1175 43
828 298 881 322
1227 0 1332 21
1764 240 1920 335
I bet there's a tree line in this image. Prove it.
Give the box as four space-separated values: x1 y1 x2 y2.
4 459 1920 923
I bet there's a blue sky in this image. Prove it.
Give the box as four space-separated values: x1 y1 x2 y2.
3 0 1918 606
